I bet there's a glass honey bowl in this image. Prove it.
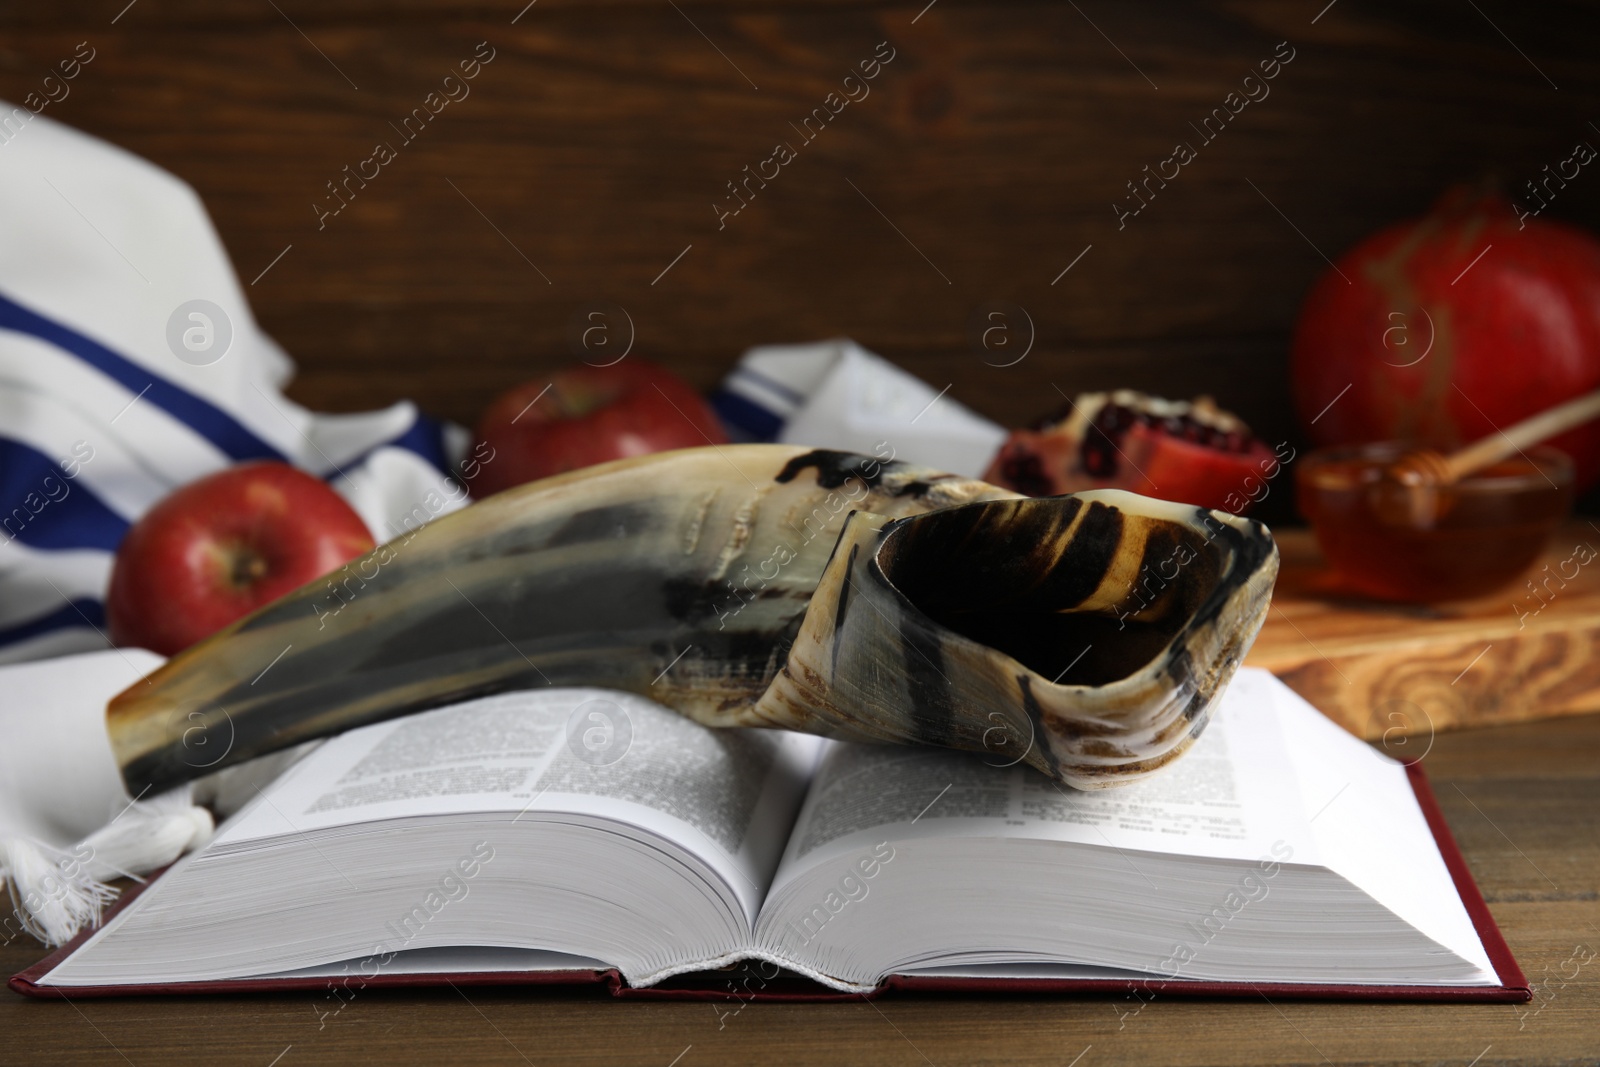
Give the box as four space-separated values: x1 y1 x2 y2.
1296 442 1575 603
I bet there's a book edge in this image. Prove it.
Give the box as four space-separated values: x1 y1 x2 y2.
10 767 1531 1005
1401 761 1530 999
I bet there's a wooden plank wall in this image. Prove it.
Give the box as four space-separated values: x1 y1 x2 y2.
3 1 1598 520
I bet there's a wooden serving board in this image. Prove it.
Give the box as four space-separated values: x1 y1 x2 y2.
1244 522 1600 740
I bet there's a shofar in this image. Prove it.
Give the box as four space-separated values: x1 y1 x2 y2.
106 445 1278 796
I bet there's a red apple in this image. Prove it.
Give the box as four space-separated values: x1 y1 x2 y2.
472 359 728 497
107 462 374 655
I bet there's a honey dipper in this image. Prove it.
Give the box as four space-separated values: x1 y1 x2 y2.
1377 388 1600 526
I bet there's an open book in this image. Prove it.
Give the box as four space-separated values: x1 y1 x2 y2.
14 669 1526 1000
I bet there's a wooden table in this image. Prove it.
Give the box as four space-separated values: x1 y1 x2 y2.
1248 524 1600 740
4 711 1596 1066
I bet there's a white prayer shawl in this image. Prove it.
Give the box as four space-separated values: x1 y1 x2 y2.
0 105 465 944
708 338 1007 477
0 101 465 664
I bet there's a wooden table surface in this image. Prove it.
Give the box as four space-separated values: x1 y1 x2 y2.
1247 524 1600 741
4 710 1596 1066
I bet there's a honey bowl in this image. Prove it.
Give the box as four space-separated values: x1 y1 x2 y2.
1296 442 1574 603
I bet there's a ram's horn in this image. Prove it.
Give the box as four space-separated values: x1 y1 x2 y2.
107 445 1278 796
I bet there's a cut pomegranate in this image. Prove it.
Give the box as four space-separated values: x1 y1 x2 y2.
983 390 1282 514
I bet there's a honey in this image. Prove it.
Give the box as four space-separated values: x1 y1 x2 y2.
1296 443 1573 603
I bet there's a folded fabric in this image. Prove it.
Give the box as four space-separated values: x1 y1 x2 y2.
0 105 472 943
0 102 466 665
0 645 319 947
0 650 201 945
710 339 1007 478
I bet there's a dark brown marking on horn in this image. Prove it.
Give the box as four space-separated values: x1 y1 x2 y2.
1017 674 1062 780
1117 522 1185 625
1075 744 1192 781
1044 714 1123 741
901 623 956 747
872 499 1141 681
899 496 1113 615
1046 500 1125 609
755 586 811 600
669 614 803 690
936 496 1115 617
1079 738 1141 760
660 577 735 625
831 542 858 676
775 449 897 490
874 497 1085 616
1159 645 1206 721
543 501 659 548
1183 507 1276 635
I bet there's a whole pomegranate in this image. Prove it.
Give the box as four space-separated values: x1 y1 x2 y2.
1291 188 1600 491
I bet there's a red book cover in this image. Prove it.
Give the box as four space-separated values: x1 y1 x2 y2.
9 762 1530 1003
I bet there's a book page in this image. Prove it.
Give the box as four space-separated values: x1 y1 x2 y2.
216 688 822 919
1272 679 1496 979
769 670 1318 895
